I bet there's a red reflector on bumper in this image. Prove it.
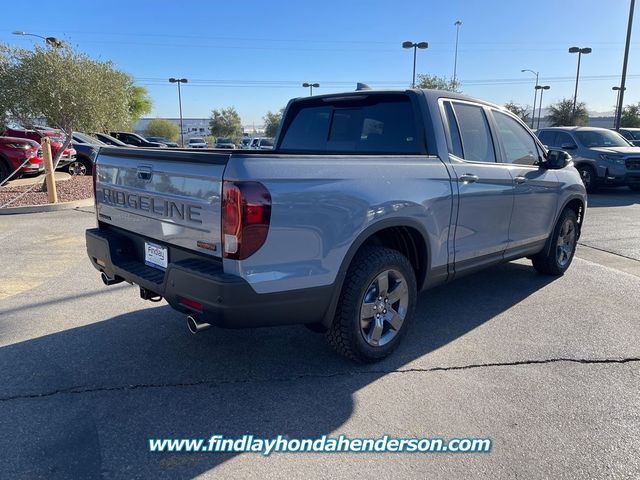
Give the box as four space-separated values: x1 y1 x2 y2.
179 297 203 312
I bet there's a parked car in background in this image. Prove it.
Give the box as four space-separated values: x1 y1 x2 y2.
92 132 128 146
188 137 208 148
239 138 252 149
250 137 274 150
0 136 43 182
69 132 106 176
214 137 236 149
109 132 167 148
617 128 640 147
537 126 640 192
146 136 179 148
3 126 76 169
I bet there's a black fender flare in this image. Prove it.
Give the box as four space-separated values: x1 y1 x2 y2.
320 217 432 328
540 195 586 258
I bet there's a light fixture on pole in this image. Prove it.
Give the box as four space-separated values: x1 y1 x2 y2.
402 41 429 88
612 86 626 125
169 78 188 147
302 82 320 96
568 46 592 125
12 31 64 48
453 21 463 84
521 69 539 128
535 85 550 130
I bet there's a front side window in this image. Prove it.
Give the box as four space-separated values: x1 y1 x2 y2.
450 102 496 162
493 111 540 165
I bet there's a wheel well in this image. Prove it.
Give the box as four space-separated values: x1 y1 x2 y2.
565 198 584 226
361 226 428 289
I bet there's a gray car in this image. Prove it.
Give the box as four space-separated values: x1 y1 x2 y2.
537 127 640 192
617 128 640 147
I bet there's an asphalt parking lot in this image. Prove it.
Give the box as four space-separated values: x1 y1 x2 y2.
1 190 639 479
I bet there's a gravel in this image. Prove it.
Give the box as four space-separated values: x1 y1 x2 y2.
0 176 94 208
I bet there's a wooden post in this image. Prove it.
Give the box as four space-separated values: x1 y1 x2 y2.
41 137 58 204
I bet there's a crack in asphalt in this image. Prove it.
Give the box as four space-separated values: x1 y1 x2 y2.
578 242 640 263
1 356 638 403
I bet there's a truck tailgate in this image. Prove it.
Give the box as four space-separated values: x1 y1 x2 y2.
95 147 229 258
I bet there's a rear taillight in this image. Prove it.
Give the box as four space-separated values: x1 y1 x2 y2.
92 164 97 200
222 181 271 260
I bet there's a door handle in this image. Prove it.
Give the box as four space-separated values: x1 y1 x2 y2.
514 176 527 184
459 173 479 184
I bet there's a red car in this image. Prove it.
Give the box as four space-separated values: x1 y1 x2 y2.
0 136 43 182
2 126 76 169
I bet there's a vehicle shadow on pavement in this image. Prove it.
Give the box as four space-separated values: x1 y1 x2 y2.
0 262 557 479
586 188 640 208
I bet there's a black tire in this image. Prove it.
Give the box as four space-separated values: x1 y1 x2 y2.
0 159 10 183
67 157 92 176
629 185 640 192
531 209 579 275
326 246 417 362
576 164 597 193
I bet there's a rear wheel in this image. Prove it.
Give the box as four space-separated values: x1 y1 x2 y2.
0 160 10 184
576 164 597 193
67 158 92 176
531 209 579 275
326 246 417 362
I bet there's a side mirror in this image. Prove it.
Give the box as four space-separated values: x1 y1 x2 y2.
561 143 577 150
544 149 571 170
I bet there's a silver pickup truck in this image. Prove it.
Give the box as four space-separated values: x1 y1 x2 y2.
86 89 587 362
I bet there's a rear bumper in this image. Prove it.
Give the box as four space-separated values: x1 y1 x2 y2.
86 227 333 328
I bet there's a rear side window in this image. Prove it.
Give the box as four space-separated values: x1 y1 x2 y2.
537 130 556 146
450 102 496 162
279 95 421 154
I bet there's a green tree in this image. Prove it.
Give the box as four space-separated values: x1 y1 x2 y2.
0 43 133 165
416 74 460 92
620 102 640 128
263 109 283 137
209 107 242 142
504 101 531 124
145 118 179 141
546 98 588 127
128 85 152 124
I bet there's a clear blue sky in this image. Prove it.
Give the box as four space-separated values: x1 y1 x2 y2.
2 0 638 124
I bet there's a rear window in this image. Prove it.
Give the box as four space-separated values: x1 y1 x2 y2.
279 95 421 154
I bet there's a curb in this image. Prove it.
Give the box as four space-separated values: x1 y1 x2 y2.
0 198 94 215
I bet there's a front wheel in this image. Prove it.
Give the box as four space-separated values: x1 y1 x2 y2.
576 164 597 193
326 247 417 362
531 209 579 275
67 158 92 176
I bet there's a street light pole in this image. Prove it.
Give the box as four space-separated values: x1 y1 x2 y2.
615 0 635 130
402 41 429 88
521 69 539 128
12 31 64 48
535 85 550 130
169 78 188 147
453 21 463 84
302 82 320 96
569 46 592 125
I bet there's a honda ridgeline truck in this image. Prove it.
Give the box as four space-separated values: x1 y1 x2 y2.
86 89 586 362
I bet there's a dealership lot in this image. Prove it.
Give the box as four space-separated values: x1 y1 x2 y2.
0 190 639 479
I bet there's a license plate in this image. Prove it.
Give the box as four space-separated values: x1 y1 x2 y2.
145 242 168 270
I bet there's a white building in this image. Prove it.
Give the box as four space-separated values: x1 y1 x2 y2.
134 118 265 140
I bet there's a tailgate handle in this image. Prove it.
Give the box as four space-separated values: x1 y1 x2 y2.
137 166 153 181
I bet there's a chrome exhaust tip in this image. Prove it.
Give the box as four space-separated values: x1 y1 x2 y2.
101 272 123 286
187 315 211 334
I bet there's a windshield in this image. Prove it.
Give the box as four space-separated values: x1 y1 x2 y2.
260 138 274 146
74 132 106 145
575 130 630 148
189 138 204 143
627 130 640 140
217 138 232 143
